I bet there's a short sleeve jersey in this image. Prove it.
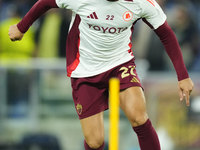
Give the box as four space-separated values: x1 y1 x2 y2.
55 0 166 77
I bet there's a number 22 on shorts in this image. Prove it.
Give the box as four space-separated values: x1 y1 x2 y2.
119 65 136 78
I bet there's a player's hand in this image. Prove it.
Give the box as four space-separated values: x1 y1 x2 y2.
8 24 24 41
178 78 194 106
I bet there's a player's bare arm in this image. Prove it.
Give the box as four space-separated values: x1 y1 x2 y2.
178 78 194 106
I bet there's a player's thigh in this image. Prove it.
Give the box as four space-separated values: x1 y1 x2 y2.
120 86 148 127
80 111 105 145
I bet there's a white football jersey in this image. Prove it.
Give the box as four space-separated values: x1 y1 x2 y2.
55 0 166 77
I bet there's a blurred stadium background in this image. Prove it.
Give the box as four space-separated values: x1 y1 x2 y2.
0 0 200 150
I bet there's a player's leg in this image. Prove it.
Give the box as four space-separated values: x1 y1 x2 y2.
120 86 161 150
120 86 148 127
71 76 109 150
80 111 105 150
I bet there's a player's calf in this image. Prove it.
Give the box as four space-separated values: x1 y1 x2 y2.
133 119 161 150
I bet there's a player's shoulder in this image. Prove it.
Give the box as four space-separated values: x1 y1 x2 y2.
56 0 91 11
119 0 145 6
133 0 146 4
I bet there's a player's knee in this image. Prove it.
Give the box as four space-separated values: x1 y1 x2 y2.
129 112 148 127
85 136 104 149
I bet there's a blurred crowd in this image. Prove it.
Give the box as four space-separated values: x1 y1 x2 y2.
0 0 71 118
0 0 200 71
0 0 72 62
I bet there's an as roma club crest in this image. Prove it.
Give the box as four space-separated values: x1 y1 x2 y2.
76 104 83 115
123 11 133 22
